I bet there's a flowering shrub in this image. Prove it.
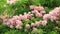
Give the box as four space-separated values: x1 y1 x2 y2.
1 5 60 34
0 0 60 34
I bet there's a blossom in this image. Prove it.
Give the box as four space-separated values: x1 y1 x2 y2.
25 24 30 29
34 6 44 11
32 27 37 32
27 12 32 19
9 25 14 28
31 23 35 27
50 16 58 22
30 5 37 10
31 10 39 14
43 14 51 20
40 11 46 14
12 15 20 20
16 25 22 29
35 13 42 17
15 20 22 25
24 29 28 32
34 21 40 26
40 20 47 26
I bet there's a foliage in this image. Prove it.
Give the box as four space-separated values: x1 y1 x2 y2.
0 0 60 34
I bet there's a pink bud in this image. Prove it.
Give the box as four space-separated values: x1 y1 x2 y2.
25 24 30 29
40 20 47 26
35 13 42 17
16 20 22 25
16 25 22 29
43 14 51 20
32 27 37 32
9 25 14 28
30 5 37 10
31 23 35 27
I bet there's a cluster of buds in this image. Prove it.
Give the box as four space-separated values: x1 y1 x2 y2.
24 20 47 32
43 7 60 22
3 12 32 29
2 5 60 32
30 5 46 18
31 20 47 27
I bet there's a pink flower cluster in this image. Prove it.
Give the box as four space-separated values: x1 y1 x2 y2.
3 12 32 29
43 7 60 22
31 20 47 26
24 20 47 32
2 5 48 30
30 5 46 18
2 5 60 32
31 27 37 32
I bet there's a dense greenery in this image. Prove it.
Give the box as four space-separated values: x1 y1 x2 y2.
0 0 60 34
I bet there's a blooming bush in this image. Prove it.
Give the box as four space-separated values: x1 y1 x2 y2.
0 0 60 34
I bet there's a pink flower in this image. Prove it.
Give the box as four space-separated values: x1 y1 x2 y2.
49 11 59 17
35 13 42 17
50 16 58 22
43 14 51 20
27 13 32 19
25 24 30 29
34 21 40 26
7 19 14 25
40 11 46 14
40 20 47 26
16 25 22 29
19 14 23 20
32 10 39 14
3 19 8 23
15 20 22 25
9 25 14 28
30 5 37 10
32 27 37 32
34 6 44 11
24 29 28 32
21 15 27 20
31 23 35 27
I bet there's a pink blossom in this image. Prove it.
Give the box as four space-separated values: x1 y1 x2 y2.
16 25 22 29
40 20 47 26
50 16 58 22
13 15 20 20
35 13 42 17
25 24 30 29
24 29 28 32
34 6 44 11
7 19 14 25
34 21 40 26
32 27 37 32
27 13 32 19
49 11 59 17
3 19 8 23
40 11 46 14
30 5 37 10
9 25 14 28
31 23 35 27
31 10 39 14
21 15 27 20
19 14 23 20
43 14 51 20
15 20 22 25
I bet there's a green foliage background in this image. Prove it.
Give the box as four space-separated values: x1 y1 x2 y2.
0 0 60 34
